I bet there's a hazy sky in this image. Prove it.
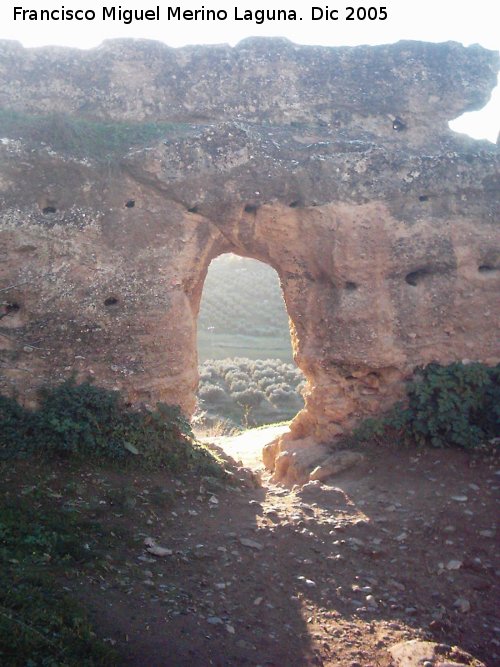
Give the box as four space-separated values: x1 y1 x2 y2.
1 1 498 141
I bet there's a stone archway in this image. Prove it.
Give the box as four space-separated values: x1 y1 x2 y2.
1 39 499 482
176 202 413 482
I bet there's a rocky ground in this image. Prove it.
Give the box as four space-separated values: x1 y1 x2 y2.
3 431 499 666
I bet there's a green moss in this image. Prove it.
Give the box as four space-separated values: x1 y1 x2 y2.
0 109 190 161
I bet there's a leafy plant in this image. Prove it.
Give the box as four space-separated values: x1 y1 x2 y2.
0 394 38 456
397 362 500 448
35 380 129 459
352 362 500 450
0 379 222 473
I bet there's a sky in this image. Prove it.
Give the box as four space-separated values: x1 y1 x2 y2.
0 1 499 141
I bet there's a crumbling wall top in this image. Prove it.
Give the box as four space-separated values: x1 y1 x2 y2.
0 38 498 143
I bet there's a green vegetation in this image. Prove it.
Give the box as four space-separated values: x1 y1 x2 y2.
0 379 222 474
352 362 500 450
196 357 305 431
196 255 304 429
0 380 228 664
0 108 191 161
0 479 119 666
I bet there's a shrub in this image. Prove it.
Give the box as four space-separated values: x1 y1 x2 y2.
233 388 265 409
0 394 38 454
352 362 500 450
199 367 215 382
228 379 248 393
396 362 500 449
198 384 227 402
254 369 276 380
268 386 297 407
196 357 305 429
225 371 250 385
0 379 220 472
35 379 129 459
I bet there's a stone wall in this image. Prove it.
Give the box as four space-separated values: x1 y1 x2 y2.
1 38 499 481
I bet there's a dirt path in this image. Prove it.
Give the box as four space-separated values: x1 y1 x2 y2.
201 424 290 470
31 435 499 666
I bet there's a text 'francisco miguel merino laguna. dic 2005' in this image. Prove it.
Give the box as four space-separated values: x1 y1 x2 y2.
13 5 389 25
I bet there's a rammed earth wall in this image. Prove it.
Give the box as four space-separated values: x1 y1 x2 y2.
0 38 499 481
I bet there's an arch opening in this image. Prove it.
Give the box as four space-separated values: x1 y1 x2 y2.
193 253 305 436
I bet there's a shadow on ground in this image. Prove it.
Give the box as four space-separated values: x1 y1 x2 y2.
3 437 498 666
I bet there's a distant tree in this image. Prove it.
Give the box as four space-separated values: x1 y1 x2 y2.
233 388 265 409
196 357 305 429
199 384 227 402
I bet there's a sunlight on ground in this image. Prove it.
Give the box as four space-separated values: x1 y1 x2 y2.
201 423 290 469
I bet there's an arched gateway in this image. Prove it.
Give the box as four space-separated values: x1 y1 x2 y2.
0 38 499 481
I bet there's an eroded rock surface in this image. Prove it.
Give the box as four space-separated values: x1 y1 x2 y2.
0 38 499 481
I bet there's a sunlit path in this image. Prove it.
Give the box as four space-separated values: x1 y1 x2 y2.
201 423 290 470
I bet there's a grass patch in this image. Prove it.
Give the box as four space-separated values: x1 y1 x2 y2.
0 108 191 161
0 476 119 665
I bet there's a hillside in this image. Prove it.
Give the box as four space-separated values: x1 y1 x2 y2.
196 255 304 429
198 254 293 362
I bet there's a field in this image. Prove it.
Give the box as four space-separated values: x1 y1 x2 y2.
197 254 293 362
195 357 305 432
197 254 304 428
198 332 293 363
